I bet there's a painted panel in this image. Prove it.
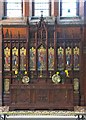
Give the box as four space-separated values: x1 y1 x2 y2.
66 47 72 70
74 46 79 70
48 47 54 70
30 47 36 70
38 45 46 71
12 47 18 71
4 47 10 71
58 47 64 70
20 47 26 71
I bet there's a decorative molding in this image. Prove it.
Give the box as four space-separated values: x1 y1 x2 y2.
0 106 9 112
74 78 79 92
0 24 2 106
0 109 85 115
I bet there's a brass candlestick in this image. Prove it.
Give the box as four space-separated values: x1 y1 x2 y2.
49 71 52 78
40 68 43 78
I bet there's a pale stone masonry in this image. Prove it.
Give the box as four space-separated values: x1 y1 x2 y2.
0 1 4 20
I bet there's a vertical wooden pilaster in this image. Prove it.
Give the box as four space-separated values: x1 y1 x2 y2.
23 1 30 17
0 25 2 106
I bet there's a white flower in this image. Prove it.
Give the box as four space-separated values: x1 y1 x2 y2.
52 74 61 84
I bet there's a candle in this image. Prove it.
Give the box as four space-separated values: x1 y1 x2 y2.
25 71 27 74
15 70 18 74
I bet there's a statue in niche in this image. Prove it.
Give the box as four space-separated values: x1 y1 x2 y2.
30 47 36 70
38 45 46 71
20 47 26 70
12 47 18 71
74 47 79 70
66 47 72 70
58 47 64 70
4 47 10 71
48 47 54 70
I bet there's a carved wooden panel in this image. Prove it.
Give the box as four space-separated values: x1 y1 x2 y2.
10 84 73 110
2 22 83 109
36 90 48 103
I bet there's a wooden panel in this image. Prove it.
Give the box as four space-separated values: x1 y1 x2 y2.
3 27 27 38
10 83 73 110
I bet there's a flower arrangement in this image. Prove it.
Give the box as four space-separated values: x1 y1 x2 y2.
52 70 69 84
15 70 27 81
14 70 30 83
52 73 61 84
57 70 69 83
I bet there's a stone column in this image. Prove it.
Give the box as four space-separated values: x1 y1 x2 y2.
0 25 2 106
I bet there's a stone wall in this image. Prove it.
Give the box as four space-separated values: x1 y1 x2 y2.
0 1 4 20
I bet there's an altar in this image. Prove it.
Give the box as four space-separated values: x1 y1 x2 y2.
10 83 73 110
2 15 82 110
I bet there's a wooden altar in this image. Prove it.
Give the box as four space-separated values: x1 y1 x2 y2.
10 82 73 110
2 16 82 110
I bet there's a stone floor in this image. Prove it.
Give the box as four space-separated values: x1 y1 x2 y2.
0 106 86 120
0 115 86 120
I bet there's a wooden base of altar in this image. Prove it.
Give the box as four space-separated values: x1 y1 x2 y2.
9 82 74 111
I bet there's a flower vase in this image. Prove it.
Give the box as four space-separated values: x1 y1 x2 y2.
18 79 22 84
61 78 65 84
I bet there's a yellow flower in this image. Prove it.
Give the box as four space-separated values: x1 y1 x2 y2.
15 70 18 74
65 70 69 77
56 72 59 75
25 71 27 74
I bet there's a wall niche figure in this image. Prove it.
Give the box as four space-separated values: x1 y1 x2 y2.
4 47 10 71
48 47 54 70
12 47 18 71
74 46 79 70
37 45 46 71
30 47 36 71
58 47 64 70
20 47 26 71
66 47 72 70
